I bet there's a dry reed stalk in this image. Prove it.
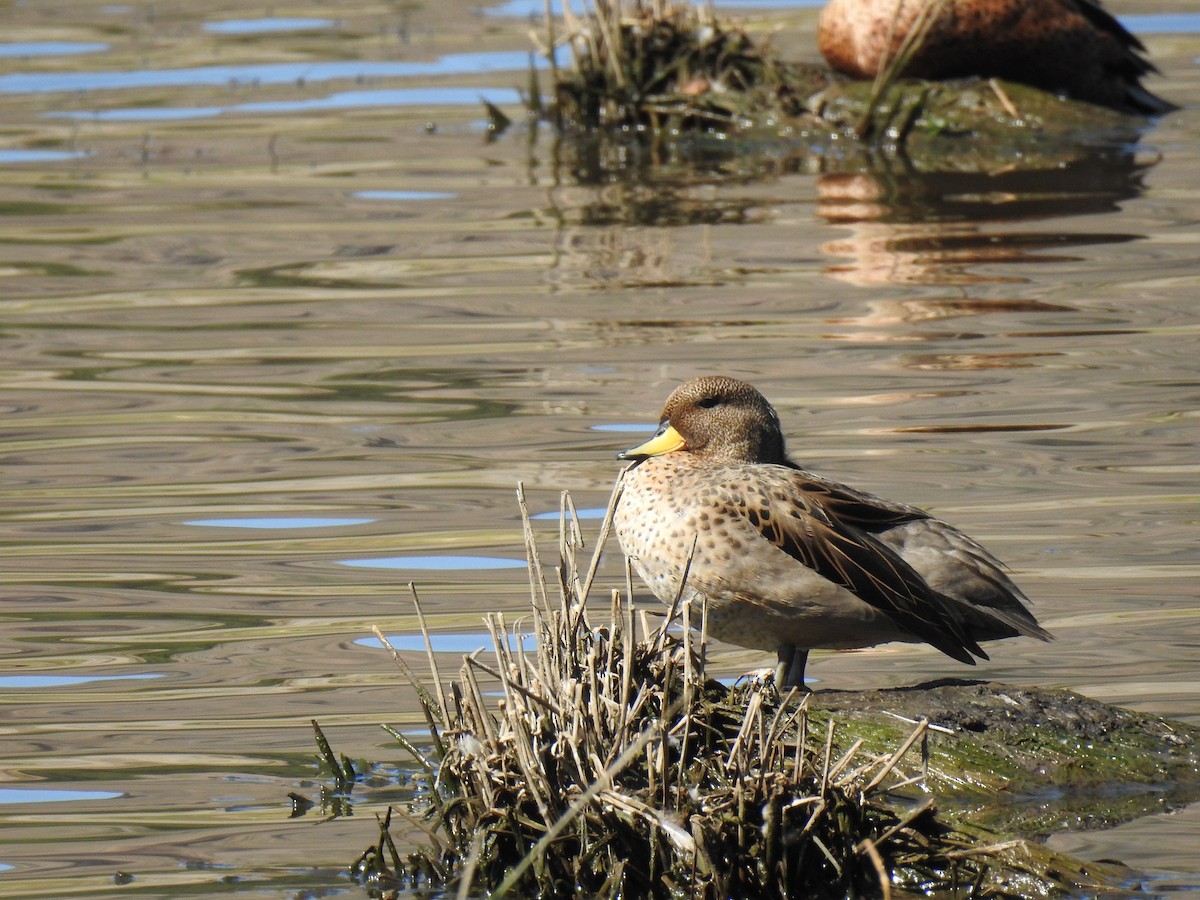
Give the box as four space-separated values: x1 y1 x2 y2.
547 0 784 134
352 483 1053 898
516 481 550 617
862 718 930 793
543 0 559 97
408 583 449 722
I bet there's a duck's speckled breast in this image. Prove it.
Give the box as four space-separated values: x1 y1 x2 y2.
614 456 898 652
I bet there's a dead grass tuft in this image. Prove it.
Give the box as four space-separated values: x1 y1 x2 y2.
542 0 824 134
348 478 1051 898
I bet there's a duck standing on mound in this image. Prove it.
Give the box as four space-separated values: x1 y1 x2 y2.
615 376 1052 689
818 0 1175 115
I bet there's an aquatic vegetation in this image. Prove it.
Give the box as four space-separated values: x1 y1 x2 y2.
538 0 832 135
530 0 1148 169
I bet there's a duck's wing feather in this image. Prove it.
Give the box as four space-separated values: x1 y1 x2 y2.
1073 0 1154 70
719 469 986 665
783 468 933 531
790 467 1053 643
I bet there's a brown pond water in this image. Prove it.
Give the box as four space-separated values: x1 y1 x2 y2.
2 0 1199 896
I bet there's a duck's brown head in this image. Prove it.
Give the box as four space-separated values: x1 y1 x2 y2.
618 376 788 465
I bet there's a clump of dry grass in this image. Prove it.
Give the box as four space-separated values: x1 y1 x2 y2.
349 477 1042 899
541 0 818 133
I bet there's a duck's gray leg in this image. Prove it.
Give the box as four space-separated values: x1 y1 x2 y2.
775 645 811 692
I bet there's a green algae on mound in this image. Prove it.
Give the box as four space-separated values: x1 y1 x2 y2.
816 680 1200 836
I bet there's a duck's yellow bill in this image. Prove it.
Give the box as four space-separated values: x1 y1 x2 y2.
618 423 686 460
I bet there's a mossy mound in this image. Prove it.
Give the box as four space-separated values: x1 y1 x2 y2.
537 0 1153 175
816 681 1200 835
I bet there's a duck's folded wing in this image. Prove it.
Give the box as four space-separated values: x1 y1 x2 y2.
784 467 932 531
724 474 987 665
792 468 1053 643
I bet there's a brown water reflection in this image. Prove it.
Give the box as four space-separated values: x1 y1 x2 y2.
2 0 1200 897
817 159 1150 288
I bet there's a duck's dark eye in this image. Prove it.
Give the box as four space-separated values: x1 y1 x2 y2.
697 396 721 409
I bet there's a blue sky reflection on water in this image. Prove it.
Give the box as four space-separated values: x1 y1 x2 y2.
355 632 535 652
0 41 108 58
339 555 527 571
354 190 458 201
0 673 162 689
592 423 653 432
1122 13 1200 34
0 789 123 805
49 87 524 121
185 517 376 529
530 508 606 520
203 18 337 34
0 51 552 95
0 149 88 164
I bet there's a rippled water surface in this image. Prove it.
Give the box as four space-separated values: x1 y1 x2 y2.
2 0 1200 896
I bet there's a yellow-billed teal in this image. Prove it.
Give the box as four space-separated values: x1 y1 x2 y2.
818 0 1174 115
615 376 1052 688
